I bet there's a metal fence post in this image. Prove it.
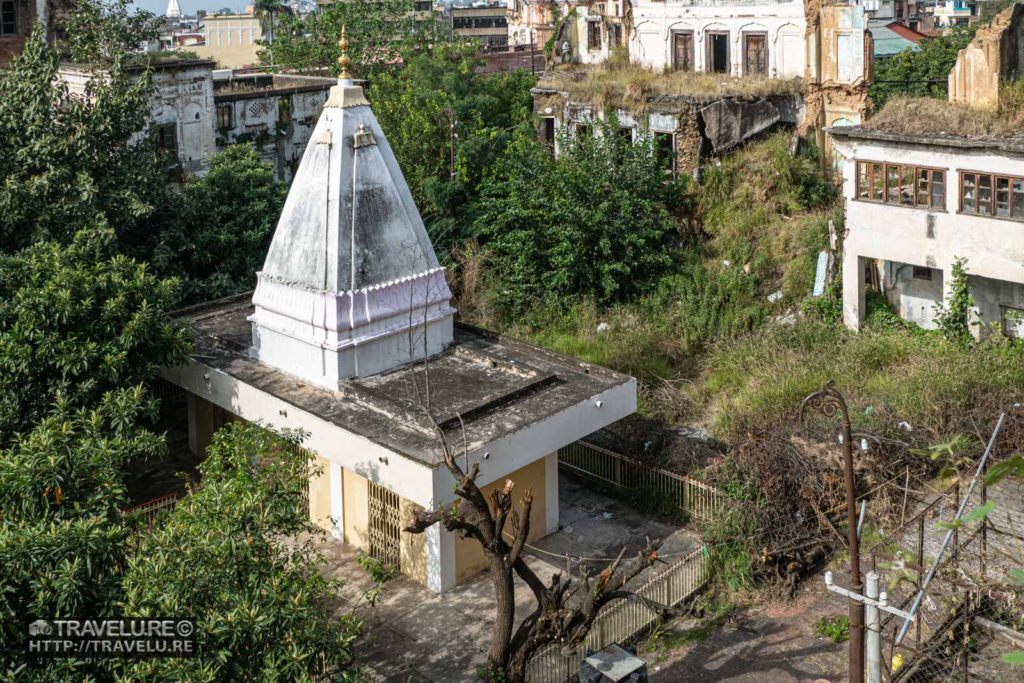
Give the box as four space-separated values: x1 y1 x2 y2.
865 571 883 683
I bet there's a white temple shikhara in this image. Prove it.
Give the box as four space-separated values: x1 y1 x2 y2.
160 30 637 592
165 0 182 19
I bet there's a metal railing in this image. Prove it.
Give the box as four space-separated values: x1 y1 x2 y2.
526 545 709 682
558 440 725 521
121 492 180 528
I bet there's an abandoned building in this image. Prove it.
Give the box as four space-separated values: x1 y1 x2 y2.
158 66 637 592
509 0 560 48
0 0 68 66
534 1 871 174
833 4 1024 338
58 59 334 180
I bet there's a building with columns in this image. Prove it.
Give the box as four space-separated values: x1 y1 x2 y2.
159 69 636 592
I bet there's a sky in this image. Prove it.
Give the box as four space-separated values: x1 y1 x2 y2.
131 0 251 16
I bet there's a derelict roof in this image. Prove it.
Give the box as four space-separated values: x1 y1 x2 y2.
827 126 1024 155
178 295 634 467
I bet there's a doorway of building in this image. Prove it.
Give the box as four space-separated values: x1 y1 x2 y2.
743 32 767 75
707 31 730 73
367 480 402 567
673 31 693 71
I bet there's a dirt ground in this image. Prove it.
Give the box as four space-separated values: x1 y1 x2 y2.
642 581 849 683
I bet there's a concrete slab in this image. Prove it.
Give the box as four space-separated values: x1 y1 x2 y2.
321 472 700 682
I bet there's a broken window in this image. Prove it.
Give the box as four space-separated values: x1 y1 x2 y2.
609 24 622 47
574 122 592 141
856 161 946 209
541 117 555 151
707 31 730 74
216 104 233 131
0 0 16 36
672 31 694 72
961 170 1024 219
587 20 601 50
155 123 178 158
277 96 291 127
1001 305 1024 338
912 266 933 281
743 32 767 76
654 131 675 178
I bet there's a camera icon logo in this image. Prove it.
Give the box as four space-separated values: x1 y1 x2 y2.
28 620 52 636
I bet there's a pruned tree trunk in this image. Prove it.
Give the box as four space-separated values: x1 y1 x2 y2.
405 418 683 682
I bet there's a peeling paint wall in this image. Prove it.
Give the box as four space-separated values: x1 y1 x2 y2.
629 0 808 77
948 4 1024 108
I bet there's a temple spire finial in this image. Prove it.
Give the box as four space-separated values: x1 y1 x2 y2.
338 25 352 80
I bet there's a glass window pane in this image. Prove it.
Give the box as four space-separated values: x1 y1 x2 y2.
858 162 870 199
1013 179 1024 218
963 173 976 213
917 169 930 205
978 174 993 214
931 170 944 208
900 166 915 205
887 165 901 203
996 177 1010 217
871 164 883 201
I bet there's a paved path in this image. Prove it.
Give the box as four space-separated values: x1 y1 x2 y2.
321 472 700 682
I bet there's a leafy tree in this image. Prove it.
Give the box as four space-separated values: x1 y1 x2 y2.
263 0 447 77
61 0 162 64
152 146 287 304
0 389 164 680
935 257 974 345
367 43 536 245
118 423 363 682
0 229 191 444
474 123 682 316
0 27 167 254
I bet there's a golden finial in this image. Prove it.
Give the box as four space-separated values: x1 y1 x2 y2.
338 24 352 79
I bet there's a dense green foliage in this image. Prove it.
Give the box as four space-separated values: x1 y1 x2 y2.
475 124 683 315
264 0 446 78
368 44 536 246
0 390 163 680
152 146 287 304
62 0 161 64
935 257 974 345
0 229 190 444
119 423 362 682
0 30 163 254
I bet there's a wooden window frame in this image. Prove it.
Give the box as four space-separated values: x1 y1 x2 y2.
0 0 17 36
216 104 233 131
959 169 1024 221
854 160 947 210
587 19 601 51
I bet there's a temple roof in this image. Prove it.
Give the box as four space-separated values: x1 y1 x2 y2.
259 80 439 293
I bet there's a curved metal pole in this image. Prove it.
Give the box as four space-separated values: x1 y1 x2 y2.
801 380 864 683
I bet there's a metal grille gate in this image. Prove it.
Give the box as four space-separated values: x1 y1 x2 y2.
367 481 401 567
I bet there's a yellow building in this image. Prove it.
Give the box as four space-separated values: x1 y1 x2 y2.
192 14 263 69
161 70 636 592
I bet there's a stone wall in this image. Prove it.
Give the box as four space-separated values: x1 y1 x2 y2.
948 4 1024 108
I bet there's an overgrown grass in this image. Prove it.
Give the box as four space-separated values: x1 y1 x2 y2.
692 316 1024 443
538 66 802 112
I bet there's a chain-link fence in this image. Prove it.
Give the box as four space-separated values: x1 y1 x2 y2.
866 472 1024 682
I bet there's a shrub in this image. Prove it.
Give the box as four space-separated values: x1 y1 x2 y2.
814 615 850 643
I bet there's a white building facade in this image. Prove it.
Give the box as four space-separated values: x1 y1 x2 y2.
629 0 807 78
832 128 1024 338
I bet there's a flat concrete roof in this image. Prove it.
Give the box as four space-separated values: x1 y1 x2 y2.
827 125 1024 155
173 295 634 468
